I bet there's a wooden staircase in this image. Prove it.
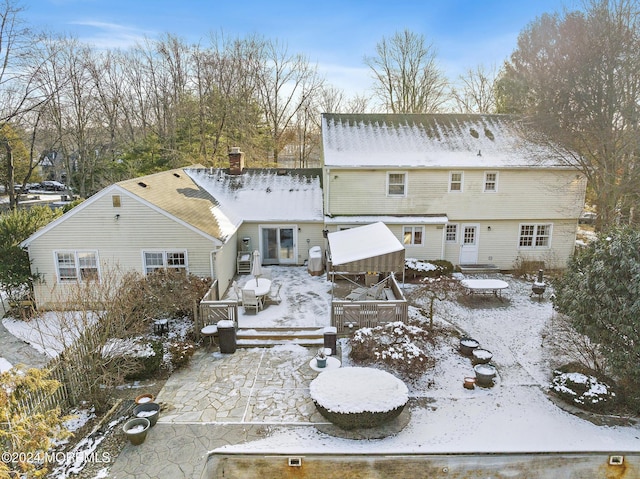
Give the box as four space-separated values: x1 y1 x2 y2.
236 327 326 348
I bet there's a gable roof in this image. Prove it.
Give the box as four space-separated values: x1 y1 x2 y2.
186 168 324 222
322 113 570 169
21 167 233 247
117 167 238 242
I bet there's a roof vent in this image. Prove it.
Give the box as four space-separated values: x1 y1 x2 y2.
173 173 181 178
484 128 495 141
137 182 148 188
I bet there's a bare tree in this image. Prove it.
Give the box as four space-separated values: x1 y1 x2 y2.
450 64 498 113
254 39 324 164
496 0 640 229
364 29 450 114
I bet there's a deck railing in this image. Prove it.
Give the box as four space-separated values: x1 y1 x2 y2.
195 280 239 339
330 274 408 333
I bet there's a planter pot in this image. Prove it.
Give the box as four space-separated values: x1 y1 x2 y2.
123 417 150 445
459 337 479 356
472 348 493 365
135 393 154 405
474 363 497 387
316 357 327 368
463 377 476 389
133 402 160 427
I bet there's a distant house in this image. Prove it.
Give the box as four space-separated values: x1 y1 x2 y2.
22 150 324 308
321 113 587 271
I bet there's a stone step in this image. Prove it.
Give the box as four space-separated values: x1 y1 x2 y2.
235 327 326 348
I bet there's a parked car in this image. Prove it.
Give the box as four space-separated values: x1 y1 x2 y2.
579 211 597 225
40 180 66 191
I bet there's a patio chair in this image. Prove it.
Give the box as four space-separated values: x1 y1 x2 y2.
345 289 366 300
232 281 243 305
268 281 282 304
366 282 386 300
242 289 263 314
261 268 272 280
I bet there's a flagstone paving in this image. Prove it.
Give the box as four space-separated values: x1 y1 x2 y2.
110 346 333 478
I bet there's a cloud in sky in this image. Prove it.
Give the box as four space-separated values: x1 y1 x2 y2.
67 20 153 49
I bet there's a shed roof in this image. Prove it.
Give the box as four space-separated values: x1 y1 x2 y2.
322 113 571 169
327 222 405 274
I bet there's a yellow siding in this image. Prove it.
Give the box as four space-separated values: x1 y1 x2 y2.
29 191 218 307
327 168 585 220
443 219 577 270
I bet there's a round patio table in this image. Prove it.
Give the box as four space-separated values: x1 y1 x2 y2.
243 277 272 297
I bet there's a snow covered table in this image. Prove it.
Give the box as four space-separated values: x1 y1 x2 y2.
461 279 509 301
309 367 408 429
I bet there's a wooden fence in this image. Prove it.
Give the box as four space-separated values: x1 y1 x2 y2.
330 274 408 334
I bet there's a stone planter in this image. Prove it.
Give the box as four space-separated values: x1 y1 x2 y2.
133 402 160 427
134 393 154 405
463 377 476 389
472 348 493 365
474 363 497 387
123 417 150 445
459 337 479 356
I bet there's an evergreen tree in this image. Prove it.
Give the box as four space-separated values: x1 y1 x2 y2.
553 226 640 405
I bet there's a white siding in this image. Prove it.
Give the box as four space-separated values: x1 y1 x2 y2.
29 191 219 307
326 168 586 220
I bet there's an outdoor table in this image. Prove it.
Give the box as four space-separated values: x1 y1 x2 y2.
243 278 272 302
309 356 341 372
461 279 509 300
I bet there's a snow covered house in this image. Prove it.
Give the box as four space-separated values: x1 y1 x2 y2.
321 113 587 272
21 151 324 308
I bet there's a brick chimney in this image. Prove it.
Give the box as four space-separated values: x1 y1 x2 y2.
228 147 244 175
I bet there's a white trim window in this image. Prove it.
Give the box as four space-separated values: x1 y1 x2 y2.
484 171 498 192
387 172 407 196
55 251 99 282
403 226 424 246
143 250 187 275
445 224 458 243
518 224 552 248
449 171 463 192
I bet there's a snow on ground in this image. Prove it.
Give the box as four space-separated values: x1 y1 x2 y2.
3 311 97 358
0 357 12 373
2 266 639 456
217 267 640 454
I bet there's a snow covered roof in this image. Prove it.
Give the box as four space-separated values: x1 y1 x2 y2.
328 222 405 273
322 113 571 169
187 168 324 223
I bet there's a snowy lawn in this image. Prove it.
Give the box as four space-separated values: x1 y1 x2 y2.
2 267 639 462
216 268 640 454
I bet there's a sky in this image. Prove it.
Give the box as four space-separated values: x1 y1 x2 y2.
24 0 581 98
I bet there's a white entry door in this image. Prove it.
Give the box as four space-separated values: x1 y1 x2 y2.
459 224 480 264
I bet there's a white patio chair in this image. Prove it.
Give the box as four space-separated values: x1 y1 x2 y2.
268 281 282 304
242 289 263 314
261 268 272 280
366 282 386 300
232 281 243 305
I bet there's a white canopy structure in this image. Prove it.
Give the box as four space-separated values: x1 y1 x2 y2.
327 222 405 275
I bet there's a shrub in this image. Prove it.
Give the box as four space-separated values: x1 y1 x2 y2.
168 340 197 369
405 258 453 279
550 365 618 414
350 322 433 379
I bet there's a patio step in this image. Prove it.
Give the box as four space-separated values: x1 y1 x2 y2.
236 327 325 347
